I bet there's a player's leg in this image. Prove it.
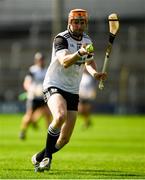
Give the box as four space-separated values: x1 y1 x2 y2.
43 89 78 157
20 99 46 139
78 100 92 128
43 93 67 155
37 110 77 172
34 93 67 171
56 110 77 149
19 110 33 139
32 111 75 169
31 108 42 129
19 99 34 139
32 105 52 128
31 99 48 128
32 88 78 172
41 105 52 128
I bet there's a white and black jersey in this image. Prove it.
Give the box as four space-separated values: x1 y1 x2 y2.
43 30 94 94
26 65 47 100
79 72 96 100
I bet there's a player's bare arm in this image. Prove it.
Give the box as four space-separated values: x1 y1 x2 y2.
58 46 90 68
57 45 92 68
23 75 32 91
85 60 107 81
57 49 81 68
54 36 82 68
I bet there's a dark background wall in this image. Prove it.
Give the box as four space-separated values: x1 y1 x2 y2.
0 0 145 113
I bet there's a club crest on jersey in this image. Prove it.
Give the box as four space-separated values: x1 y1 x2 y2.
70 43 75 48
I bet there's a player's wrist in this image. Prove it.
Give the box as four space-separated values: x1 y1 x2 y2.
93 72 98 79
77 50 83 57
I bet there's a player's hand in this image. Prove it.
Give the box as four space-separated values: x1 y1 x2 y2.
94 72 107 81
78 44 94 56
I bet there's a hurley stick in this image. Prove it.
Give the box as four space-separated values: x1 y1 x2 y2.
99 13 119 90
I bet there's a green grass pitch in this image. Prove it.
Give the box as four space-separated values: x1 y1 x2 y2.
0 114 145 179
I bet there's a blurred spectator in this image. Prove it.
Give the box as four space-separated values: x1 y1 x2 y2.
78 69 97 128
19 52 52 140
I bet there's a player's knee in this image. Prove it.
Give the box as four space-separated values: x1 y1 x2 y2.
55 112 66 126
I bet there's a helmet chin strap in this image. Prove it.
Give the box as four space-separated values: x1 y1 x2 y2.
68 25 83 40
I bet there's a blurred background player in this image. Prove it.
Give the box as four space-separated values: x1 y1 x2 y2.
78 69 97 128
19 52 52 140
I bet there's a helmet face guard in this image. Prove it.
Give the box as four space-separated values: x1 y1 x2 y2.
68 9 88 25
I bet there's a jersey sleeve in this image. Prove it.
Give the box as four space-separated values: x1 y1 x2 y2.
54 36 68 52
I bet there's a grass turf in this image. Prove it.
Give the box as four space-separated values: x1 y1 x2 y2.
0 114 145 179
